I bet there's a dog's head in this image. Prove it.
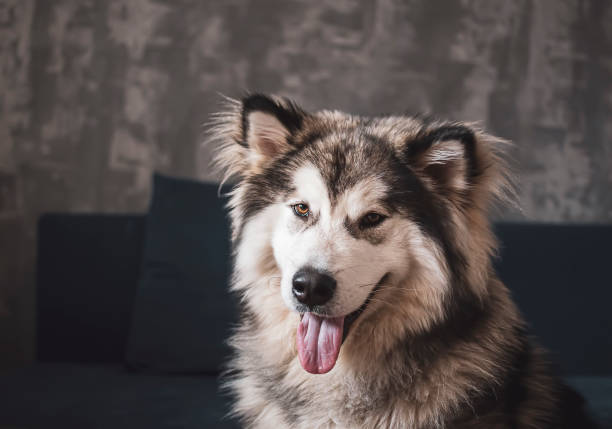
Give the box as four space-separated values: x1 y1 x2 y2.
211 94 511 374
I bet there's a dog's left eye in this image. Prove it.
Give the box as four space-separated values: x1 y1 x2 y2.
360 212 386 228
293 203 310 217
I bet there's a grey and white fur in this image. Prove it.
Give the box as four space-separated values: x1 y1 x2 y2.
209 94 597 429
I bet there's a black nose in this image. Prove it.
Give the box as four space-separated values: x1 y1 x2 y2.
292 268 336 307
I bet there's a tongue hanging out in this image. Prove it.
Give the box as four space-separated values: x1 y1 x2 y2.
296 312 344 374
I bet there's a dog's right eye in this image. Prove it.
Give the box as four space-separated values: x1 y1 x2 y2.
293 203 310 217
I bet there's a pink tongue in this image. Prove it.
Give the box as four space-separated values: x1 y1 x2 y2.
296 312 344 374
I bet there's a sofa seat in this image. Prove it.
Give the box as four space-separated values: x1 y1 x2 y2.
0 363 239 429
1 364 611 428
566 376 612 427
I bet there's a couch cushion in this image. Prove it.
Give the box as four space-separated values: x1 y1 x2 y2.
126 174 235 373
0 363 239 429
0 365 608 428
37 214 145 363
566 376 612 428
495 224 612 376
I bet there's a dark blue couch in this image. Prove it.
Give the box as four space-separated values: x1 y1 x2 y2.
0 195 610 427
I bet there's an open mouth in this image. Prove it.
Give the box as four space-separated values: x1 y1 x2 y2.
296 273 388 375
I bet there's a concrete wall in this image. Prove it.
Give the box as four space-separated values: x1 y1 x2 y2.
1 0 611 367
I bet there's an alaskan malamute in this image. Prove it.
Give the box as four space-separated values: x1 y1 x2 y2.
211 94 596 428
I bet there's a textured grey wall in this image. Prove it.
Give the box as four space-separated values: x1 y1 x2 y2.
1 0 611 366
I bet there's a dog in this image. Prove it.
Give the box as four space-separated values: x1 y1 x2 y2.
210 94 597 428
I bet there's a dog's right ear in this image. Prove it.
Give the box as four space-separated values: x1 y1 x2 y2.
211 94 308 179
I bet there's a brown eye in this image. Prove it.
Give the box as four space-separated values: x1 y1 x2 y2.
360 212 385 228
293 203 310 217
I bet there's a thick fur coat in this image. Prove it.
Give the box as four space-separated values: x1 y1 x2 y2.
210 94 596 429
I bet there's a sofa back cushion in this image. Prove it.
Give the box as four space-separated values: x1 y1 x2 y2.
125 174 235 373
36 177 612 375
495 224 612 375
37 214 145 363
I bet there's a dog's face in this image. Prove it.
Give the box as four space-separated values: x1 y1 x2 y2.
213 94 507 374
273 151 414 320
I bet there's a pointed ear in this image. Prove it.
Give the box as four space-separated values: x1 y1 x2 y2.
405 125 477 195
210 94 308 180
241 94 306 163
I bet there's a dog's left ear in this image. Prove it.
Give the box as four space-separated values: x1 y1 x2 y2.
405 125 479 196
404 123 512 208
211 94 308 179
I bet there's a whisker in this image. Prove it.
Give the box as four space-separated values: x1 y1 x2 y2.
333 265 365 275
365 297 407 311
374 284 423 293
356 281 381 288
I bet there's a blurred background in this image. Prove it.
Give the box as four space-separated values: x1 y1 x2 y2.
1 0 611 370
